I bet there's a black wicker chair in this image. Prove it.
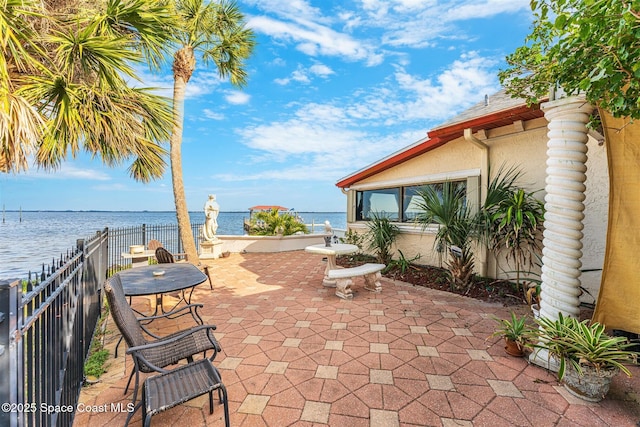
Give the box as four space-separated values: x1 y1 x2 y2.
104 274 221 405
154 246 177 264
155 246 213 290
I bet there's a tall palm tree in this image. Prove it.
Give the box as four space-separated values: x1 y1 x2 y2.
169 0 255 262
2 0 175 180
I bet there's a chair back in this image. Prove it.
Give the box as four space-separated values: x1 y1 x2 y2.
155 247 175 264
104 275 147 348
148 239 163 251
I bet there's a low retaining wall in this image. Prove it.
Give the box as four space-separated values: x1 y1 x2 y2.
216 233 326 253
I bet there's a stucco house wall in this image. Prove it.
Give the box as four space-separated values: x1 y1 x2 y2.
341 111 608 303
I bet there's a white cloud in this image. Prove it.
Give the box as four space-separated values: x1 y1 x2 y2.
354 0 530 48
274 63 333 85
203 109 225 120
309 63 334 77
247 15 376 63
445 0 530 20
132 68 223 99
226 51 500 182
225 91 251 105
27 165 112 181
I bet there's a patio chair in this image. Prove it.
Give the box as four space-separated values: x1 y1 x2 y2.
104 274 222 405
147 239 163 251
155 247 213 290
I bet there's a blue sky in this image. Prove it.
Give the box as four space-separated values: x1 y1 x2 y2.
0 0 534 212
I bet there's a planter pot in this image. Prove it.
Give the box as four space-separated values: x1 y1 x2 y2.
531 304 540 320
562 363 618 402
504 337 525 357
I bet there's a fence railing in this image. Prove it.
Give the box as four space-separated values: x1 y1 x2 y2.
0 222 202 426
107 222 203 271
0 230 107 427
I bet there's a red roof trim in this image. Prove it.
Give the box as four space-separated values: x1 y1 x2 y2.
336 103 543 189
335 137 445 188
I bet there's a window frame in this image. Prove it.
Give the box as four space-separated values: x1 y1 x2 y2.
351 170 480 224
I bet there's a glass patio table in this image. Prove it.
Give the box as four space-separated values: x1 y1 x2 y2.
117 263 207 322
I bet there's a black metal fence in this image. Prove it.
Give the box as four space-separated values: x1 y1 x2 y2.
107 222 203 270
0 222 202 427
0 230 107 427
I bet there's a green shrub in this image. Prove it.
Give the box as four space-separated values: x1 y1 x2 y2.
249 209 308 236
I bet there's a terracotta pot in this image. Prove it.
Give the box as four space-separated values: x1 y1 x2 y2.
504 337 525 357
562 363 618 402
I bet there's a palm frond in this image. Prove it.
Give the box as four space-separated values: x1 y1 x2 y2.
0 90 45 172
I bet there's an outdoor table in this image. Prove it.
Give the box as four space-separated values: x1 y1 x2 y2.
305 243 359 287
117 263 207 321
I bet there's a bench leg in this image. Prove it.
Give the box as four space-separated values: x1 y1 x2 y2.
335 278 353 299
364 272 382 293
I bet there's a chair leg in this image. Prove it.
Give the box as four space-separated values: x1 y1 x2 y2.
209 390 214 414
124 368 135 394
204 266 213 290
220 383 230 427
131 368 141 404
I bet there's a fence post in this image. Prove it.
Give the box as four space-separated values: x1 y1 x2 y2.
0 279 20 427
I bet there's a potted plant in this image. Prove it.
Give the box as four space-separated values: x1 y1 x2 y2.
491 312 534 357
533 313 638 402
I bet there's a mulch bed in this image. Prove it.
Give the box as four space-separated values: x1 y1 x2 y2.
336 254 525 307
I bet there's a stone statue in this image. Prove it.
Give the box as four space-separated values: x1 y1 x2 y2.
324 221 333 246
202 194 220 241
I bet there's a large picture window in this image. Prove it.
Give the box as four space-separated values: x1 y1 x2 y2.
356 180 467 222
356 188 401 221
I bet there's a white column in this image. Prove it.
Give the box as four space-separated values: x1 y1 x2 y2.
539 96 593 320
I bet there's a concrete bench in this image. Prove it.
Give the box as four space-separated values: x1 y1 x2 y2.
327 263 385 299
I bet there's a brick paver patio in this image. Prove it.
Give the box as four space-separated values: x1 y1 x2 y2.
74 251 640 426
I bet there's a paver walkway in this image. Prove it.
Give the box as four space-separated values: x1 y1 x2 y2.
74 251 640 427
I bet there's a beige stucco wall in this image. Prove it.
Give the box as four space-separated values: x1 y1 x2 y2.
344 117 608 303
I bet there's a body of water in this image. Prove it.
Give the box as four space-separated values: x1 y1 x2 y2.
0 211 346 278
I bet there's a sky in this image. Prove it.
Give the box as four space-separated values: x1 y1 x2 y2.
0 0 535 213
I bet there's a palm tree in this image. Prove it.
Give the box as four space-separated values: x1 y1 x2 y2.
479 166 545 299
490 188 545 298
365 211 400 265
248 208 308 236
2 0 175 180
414 181 475 291
168 0 255 262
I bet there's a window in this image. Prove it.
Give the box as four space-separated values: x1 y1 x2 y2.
356 180 467 222
403 185 429 221
356 188 400 221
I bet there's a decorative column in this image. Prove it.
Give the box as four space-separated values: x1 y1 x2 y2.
539 95 593 321
531 95 593 369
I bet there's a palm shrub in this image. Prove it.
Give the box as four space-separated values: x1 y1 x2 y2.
249 208 308 236
414 181 475 291
477 166 545 300
365 211 400 264
385 250 421 274
489 188 544 298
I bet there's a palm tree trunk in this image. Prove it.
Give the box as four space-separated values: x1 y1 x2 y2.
170 64 199 263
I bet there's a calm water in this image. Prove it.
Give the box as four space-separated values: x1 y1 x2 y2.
0 211 346 278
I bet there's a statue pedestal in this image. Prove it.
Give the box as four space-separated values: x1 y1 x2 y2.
200 239 223 259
